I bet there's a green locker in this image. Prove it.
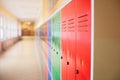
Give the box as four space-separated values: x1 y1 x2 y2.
51 11 61 80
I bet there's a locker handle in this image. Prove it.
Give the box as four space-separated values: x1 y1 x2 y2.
67 62 69 65
76 70 79 74
56 52 58 54
61 56 63 59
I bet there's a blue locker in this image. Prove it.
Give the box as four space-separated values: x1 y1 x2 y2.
48 20 52 80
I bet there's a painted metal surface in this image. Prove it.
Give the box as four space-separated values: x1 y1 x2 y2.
75 0 91 80
39 25 45 80
61 9 67 80
44 23 48 80
48 20 52 80
61 0 76 80
51 12 61 80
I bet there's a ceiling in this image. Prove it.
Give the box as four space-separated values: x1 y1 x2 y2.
0 0 42 21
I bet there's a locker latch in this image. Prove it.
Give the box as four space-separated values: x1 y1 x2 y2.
61 56 63 59
56 52 58 54
67 61 69 65
76 70 79 74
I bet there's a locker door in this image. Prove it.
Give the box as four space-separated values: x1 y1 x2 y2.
76 0 91 80
63 0 76 80
40 25 44 40
67 18 76 80
44 23 48 80
48 20 52 80
61 19 67 80
51 12 61 80
40 25 45 80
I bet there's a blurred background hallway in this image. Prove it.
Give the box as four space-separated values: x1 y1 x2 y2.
0 0 120 80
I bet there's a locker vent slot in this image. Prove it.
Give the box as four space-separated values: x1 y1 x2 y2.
78 14 88 18
68 18 75 32
78 13 89 32
62 21 67 32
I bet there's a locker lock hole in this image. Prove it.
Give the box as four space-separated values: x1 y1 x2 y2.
61 56 63 59
76 70 79 74
56 52 58 54
67 62 69 65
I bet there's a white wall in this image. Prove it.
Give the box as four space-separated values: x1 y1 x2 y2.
94 0 120 80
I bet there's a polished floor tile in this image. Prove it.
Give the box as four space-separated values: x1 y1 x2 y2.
0 37 42 80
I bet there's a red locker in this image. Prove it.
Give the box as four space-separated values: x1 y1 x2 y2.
66 0 76 80
75 0 91 80
61 18 67 80
61 0 76 80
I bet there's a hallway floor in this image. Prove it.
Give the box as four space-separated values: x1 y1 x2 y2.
0 37 42 80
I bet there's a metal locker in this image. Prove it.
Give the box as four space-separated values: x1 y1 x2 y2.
44 23 48 80
51 12 61 80
48 20 52 80
40 25 45 80
75 0 91 80
66 0 76 80
61 0 76 80
61 14 67 80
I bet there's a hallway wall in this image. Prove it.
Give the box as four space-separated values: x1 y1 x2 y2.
35 0 71 29
0 6 21 53
94 0 120 80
